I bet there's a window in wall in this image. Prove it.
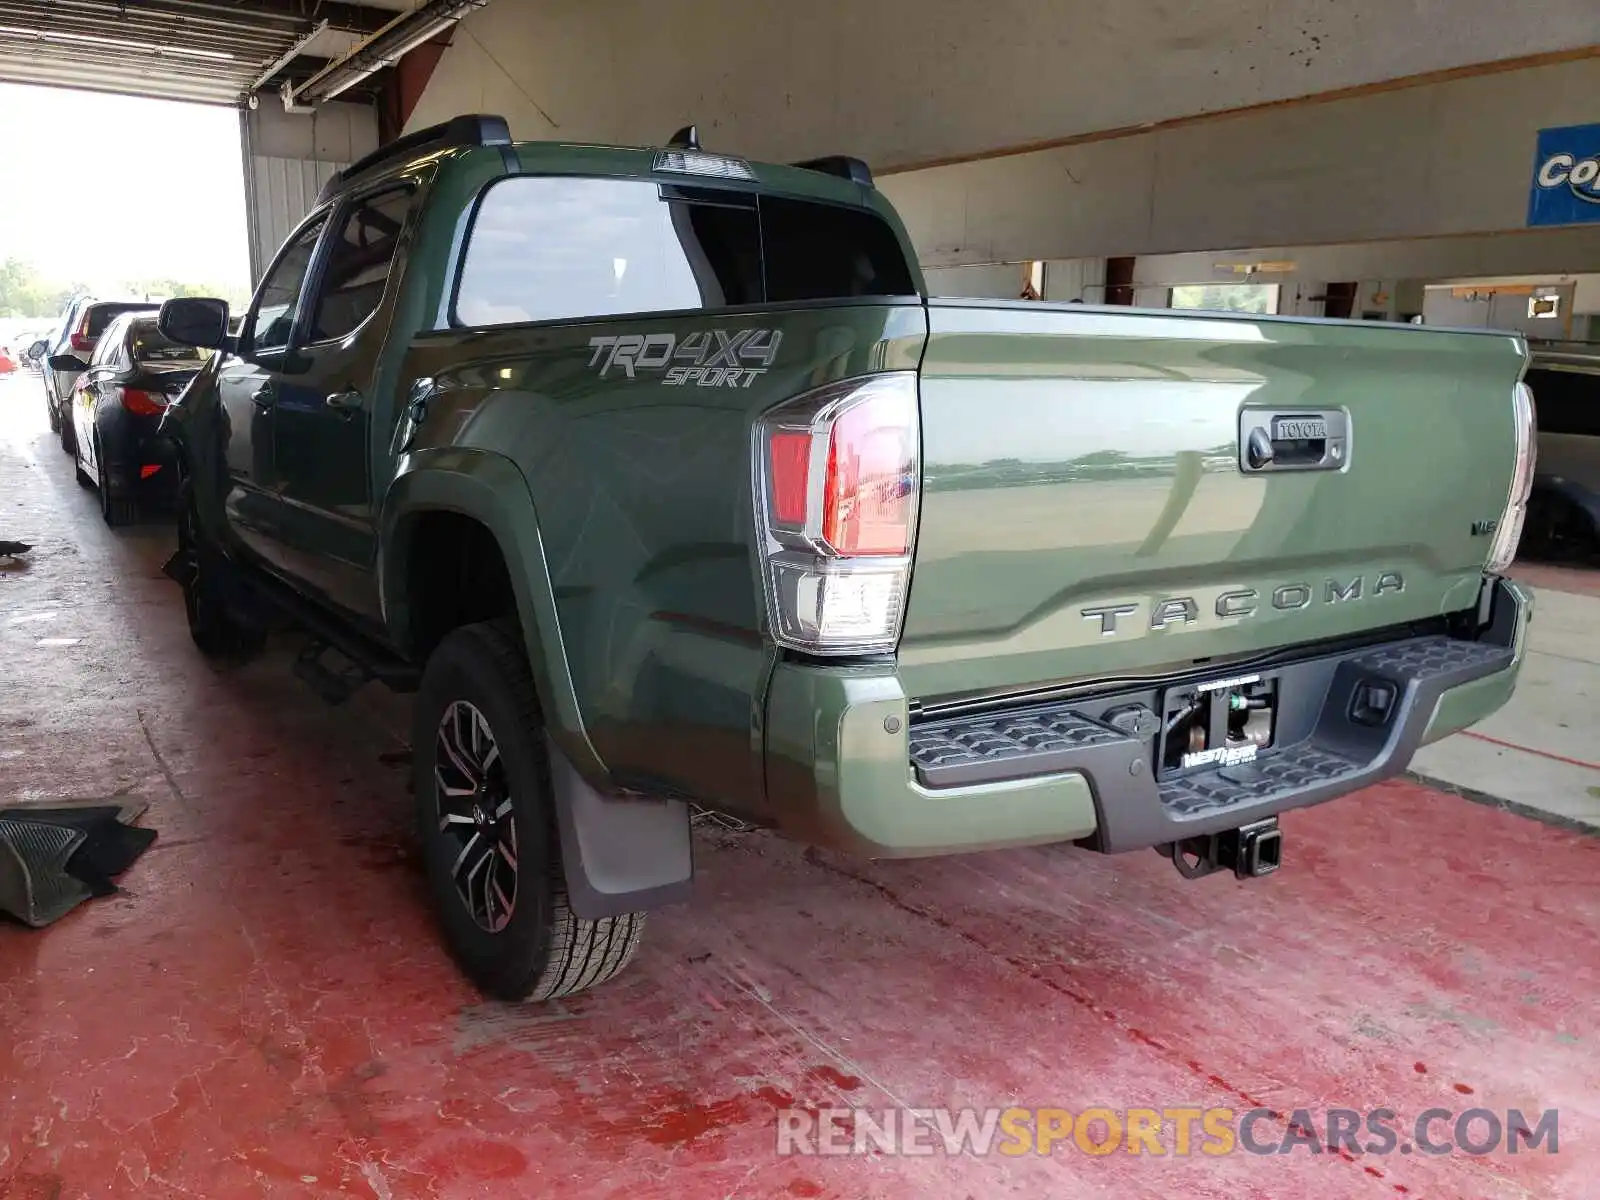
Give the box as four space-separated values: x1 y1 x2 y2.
1168 284 1281 315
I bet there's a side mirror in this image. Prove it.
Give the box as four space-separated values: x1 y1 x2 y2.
28 340 47 358
158 297 231 351
47 354 88 372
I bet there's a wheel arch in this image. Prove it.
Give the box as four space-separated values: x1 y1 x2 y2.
380 449 602 779
388 452 693 921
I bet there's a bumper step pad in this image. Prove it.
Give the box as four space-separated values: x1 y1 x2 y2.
907 630 1516 853
910 710 1132 789
1159 743 1359 817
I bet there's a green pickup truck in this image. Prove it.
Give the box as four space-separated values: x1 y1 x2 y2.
156 115 1535 1002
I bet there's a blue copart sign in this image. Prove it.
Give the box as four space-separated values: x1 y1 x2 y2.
1529 123 1600 227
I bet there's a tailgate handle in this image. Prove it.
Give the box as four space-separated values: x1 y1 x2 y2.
1239 409 1348 473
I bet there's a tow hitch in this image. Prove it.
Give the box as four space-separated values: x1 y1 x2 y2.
1164 818 1282 880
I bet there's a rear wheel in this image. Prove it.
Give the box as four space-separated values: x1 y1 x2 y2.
45 395 59 434
1524 491 1599 565
174 486 266 659
96 440 138 526
57 414 75 457
414 620 645 1001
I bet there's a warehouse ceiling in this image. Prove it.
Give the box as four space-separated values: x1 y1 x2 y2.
0 0 414 105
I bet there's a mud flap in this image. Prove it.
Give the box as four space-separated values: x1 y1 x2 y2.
546 739 693 919
161 548 194 586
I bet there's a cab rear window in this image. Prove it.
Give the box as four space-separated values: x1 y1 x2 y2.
452 176 915 327
85 303 157 338
130 324 206 364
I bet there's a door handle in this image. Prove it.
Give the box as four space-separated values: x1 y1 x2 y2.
325 390 363 414
1238 409 1349 473
250 383 275 408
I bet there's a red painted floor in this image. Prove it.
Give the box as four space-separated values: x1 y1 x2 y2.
2 379 1597 1199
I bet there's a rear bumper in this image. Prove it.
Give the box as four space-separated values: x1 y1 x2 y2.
100 420 180 504
763 579 1530 858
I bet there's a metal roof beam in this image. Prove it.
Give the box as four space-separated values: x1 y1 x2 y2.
257 54 390 93
0 13 289 53
0 26 280 69
0 61 247 104
2 0 396 37
289 0 485 106
153 0 396 34
0 50 261 83
0 0 403 104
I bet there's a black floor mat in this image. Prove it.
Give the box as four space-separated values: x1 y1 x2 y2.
0 802 155 927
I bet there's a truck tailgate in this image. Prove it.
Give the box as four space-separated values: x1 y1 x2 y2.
899 300 1526 702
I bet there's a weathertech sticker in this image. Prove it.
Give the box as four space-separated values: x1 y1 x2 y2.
587 329 782 387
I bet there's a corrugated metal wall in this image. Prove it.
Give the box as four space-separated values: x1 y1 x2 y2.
245 156 345 283
239 103 379 284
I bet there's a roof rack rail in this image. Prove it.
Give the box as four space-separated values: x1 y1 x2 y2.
315 113 511 204
790 155 873 186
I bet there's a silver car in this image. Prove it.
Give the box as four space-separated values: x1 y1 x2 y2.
1523 343 1600 562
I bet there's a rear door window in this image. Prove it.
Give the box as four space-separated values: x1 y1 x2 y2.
306 186 414 343
452 176 914 327
1528 367 1600 437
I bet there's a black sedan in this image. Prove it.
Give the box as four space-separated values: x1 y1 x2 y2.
50 314 208 526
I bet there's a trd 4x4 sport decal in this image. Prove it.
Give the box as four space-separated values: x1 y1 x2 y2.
587 329 782 387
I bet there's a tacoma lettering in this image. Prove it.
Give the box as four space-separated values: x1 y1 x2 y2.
1083 574 1407 637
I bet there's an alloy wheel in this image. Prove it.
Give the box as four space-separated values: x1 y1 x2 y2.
434 700 518 933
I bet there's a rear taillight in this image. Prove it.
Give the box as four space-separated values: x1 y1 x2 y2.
69 334 93 353
120 388 166 416
1485 381 1536 574
755 373 919 654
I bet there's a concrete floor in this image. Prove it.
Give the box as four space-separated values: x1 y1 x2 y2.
1 371 1596 1198
1414 569 1600 831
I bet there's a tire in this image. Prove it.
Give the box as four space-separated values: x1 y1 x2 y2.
413 620 645 1001
1524 491 1599 565
97 441 137 526
58 414 75 457
73 446 94 490
175 486 267 659
45 396 59 434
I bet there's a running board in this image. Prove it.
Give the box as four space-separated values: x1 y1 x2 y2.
293 641 372 706
240 567 420 693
